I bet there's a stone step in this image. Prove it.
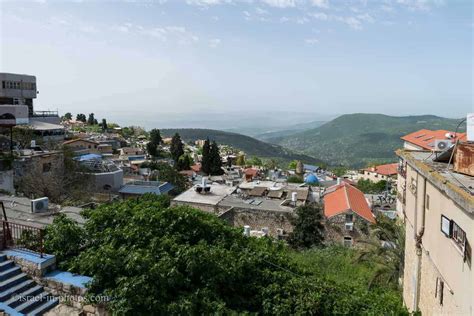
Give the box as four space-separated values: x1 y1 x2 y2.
0 260 14 273
0 266 21 282
16 291 50 314
28 296 59 316
0 273 28 292
0 279 35 302
0 255 6 263
6 285 43 308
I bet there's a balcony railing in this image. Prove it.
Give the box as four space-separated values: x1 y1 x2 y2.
32 110 59 118
1 220 45 258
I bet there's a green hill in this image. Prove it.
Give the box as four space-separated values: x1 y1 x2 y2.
161 128 324 165
270 114 466 168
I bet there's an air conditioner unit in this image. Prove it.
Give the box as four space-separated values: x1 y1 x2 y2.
434 140 451 152
31 197 49 213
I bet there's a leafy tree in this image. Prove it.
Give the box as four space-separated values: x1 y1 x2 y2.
87 113 96 125
170 133 184 164
141 161 187 194
264 159 278 170
44 214 85 269
288 160 298 170
101 119 108 131
247 156 263 167
357 179 389 194
209 141 223 175
76 113 87 122
332 166 348 177
62 195 407 315
287 175 303 183
356 215 405 289
235 154 245 166
149 129 162 146
146 142 158 158
12 126 36 149
63 112 72 121
177 154 193 171
288 204 325 249
201 138 211 175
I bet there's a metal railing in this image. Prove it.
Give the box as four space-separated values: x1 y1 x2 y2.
32 110 59 117
1 220 45 258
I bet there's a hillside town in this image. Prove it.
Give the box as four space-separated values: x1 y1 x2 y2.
0 72 471 315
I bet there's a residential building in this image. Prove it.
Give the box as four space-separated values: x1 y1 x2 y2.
401 129 466 151
359 163 398 183
323 182 375 247
63 138 100 155
397 145 473 315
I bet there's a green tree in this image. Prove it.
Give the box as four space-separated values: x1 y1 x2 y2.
44 214 85 269
201 138 211 175
288 160 298 170
247 156 263 167
87 113 96 125
356 215 405 289
209 141 223 175
101 118 108 131
177 154 193 171
63 112 72 121
146 142 158 158
235 154 245 166
288 204 325 249
149 129 162 146
287 175 304 183
142 161 187 194
170 133 184 164
76 113 87 122
332 166 348 177
357 179 388 194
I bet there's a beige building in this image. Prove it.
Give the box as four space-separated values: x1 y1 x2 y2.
359 163 398 183
397 147 473 315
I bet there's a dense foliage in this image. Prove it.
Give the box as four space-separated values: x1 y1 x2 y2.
288 204 325 249
356 179 389 194
273 113 466 167
141 161 187 194
170 133 184 164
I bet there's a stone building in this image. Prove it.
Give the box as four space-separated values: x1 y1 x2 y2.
323 182 375 247
397 144 473 315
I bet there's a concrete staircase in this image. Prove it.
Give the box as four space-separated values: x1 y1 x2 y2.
0 254 58 315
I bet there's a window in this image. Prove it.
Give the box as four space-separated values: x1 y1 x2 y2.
426 194 430 210
435 278 444 305
343 237 353 247
345 213 353 223
1 81 5 89
465 240 472 268
452 221 466 250
441 215 451 236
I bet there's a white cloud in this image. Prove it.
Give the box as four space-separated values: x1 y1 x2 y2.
296 16 309 24
255 7 269 15
186 0 226 6
209 38 221 48
356 13 374 23
261 0 296 8
342 16 362 30
280 16 290 22
311 0 329 9
395 0 444 11
309 12 328 20
304 38 319 45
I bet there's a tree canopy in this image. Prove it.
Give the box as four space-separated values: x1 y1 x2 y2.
42 195 407 315
288 204 325 249
149 129 162 146
170 133 184 164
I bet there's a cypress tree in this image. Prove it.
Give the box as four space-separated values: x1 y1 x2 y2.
170 133 184 164
210 141 223 175
201 138 211 175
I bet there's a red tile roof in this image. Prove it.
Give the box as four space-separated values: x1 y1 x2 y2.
401 129 467 150
364 163 398 176
244 168 259 177
324 183 375 224
63 138 99 145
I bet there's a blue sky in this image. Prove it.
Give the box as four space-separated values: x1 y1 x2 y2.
0 0 472 125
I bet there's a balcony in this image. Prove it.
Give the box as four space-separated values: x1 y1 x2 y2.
32 110 59 118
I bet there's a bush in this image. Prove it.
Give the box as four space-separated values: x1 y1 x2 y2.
44 214 85 268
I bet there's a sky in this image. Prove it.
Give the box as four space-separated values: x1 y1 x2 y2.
0 0 472 127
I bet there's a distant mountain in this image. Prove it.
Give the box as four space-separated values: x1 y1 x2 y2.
269 114 466 168
161 128 324 165
252 120 326 142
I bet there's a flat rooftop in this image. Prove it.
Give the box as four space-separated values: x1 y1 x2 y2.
0 195 84 228
398 150 473 213
218 194 295 213
173 184 236 206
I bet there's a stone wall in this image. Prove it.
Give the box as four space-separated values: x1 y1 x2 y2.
219 207 295 237
325 211 371 247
